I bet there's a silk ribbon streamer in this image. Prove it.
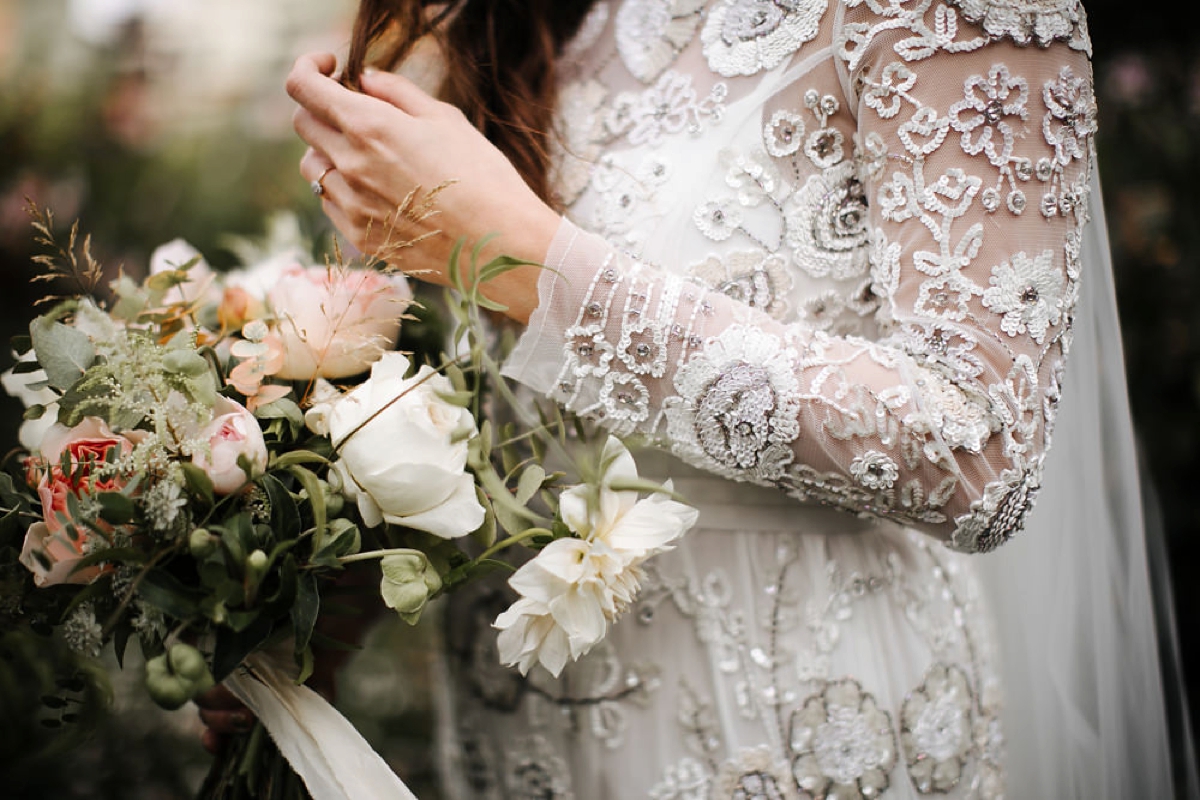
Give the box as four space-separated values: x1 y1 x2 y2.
224 652 419 800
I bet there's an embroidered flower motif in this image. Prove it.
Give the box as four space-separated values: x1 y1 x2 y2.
988 354 1041 460
849 450 900 490
694 198 744 241
901 663 976 794
714 746 799 800
946 0 1089 50
701 0 827 78
764 109 806 157
1042 66 1097 166
951 459 1043 553
914 274 982 322
788 679 897 799
650 757 712 800
863 63 916 119
690 251 792 319
619 318 670 376
897 106 950 158
503 735 574 799
723 148 787 207
667 325 801 483
615 0 708 83
949 64 1029 167
565 323 616 379
906 366 998 454
783 162 870 281
981 249 1064 342
895 320 985 379
798 290 845 331
602 370 652 424
609 70 728 146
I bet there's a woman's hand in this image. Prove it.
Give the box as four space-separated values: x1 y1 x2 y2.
286 53 560 324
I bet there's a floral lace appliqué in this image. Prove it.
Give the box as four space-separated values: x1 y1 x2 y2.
616 0 708 83
788 679 897 799
701 0 829 78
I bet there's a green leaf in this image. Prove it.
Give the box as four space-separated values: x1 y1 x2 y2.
446 238 465 294
162 350 209 378
137 568 203 621
287 465 326 547
470 488 497 549
95 491 135 525
254 397 303 427
477 254 539 285
260 473 301 541
29 316 96 392
180 462 215 505
269 450 329 469
211 615 275 681
515 464 546 506
291 572 319 659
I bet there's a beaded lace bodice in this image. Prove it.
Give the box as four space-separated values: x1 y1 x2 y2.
505 0 1094 555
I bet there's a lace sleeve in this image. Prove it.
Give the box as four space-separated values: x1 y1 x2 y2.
503 3 1095 554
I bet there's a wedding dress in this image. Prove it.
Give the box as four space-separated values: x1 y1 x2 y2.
433 1 1186 798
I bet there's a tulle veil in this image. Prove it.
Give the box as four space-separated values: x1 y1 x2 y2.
977 169 1199 799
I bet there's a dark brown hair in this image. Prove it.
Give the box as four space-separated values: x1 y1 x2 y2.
343 0 596 207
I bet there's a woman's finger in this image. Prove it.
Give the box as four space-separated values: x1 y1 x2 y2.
293 108 354 164
286 53 383 132
193 684 243 711
299 147 332 183
198 705 256 735
359 69 443 117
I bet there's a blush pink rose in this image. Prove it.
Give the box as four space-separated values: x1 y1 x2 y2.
191 396 268 494
20 417 142 587
268 265 411 380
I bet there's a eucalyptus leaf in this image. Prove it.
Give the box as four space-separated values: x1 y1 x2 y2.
515 464 546 506
29 316 95 391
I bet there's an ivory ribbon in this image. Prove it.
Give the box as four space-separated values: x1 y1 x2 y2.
225 652 418 800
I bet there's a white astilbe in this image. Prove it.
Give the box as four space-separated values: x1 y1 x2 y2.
494 437 698 676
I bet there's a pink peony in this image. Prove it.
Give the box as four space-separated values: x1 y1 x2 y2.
268 265 410 380
191 396 268 494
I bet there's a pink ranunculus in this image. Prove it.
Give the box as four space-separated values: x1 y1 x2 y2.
192 396 268 494
21 417 142 587
268 265 411 380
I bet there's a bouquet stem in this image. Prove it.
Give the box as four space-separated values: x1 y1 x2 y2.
197 722 313 800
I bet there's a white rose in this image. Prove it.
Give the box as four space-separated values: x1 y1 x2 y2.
328 352 484 539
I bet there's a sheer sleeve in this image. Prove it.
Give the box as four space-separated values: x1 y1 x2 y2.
503 2 1096 554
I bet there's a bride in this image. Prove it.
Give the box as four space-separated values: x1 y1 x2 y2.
262 0 1190 796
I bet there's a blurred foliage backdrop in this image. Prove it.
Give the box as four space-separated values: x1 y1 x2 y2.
0 0 1198 796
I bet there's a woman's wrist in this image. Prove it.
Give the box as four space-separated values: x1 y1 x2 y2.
474 204 562 324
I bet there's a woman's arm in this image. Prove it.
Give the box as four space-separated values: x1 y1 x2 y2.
500 15 1094 553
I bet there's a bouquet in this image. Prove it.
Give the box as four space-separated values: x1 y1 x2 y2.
0 206 698 799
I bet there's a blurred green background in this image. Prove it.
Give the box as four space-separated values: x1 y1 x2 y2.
1 0 1198 796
